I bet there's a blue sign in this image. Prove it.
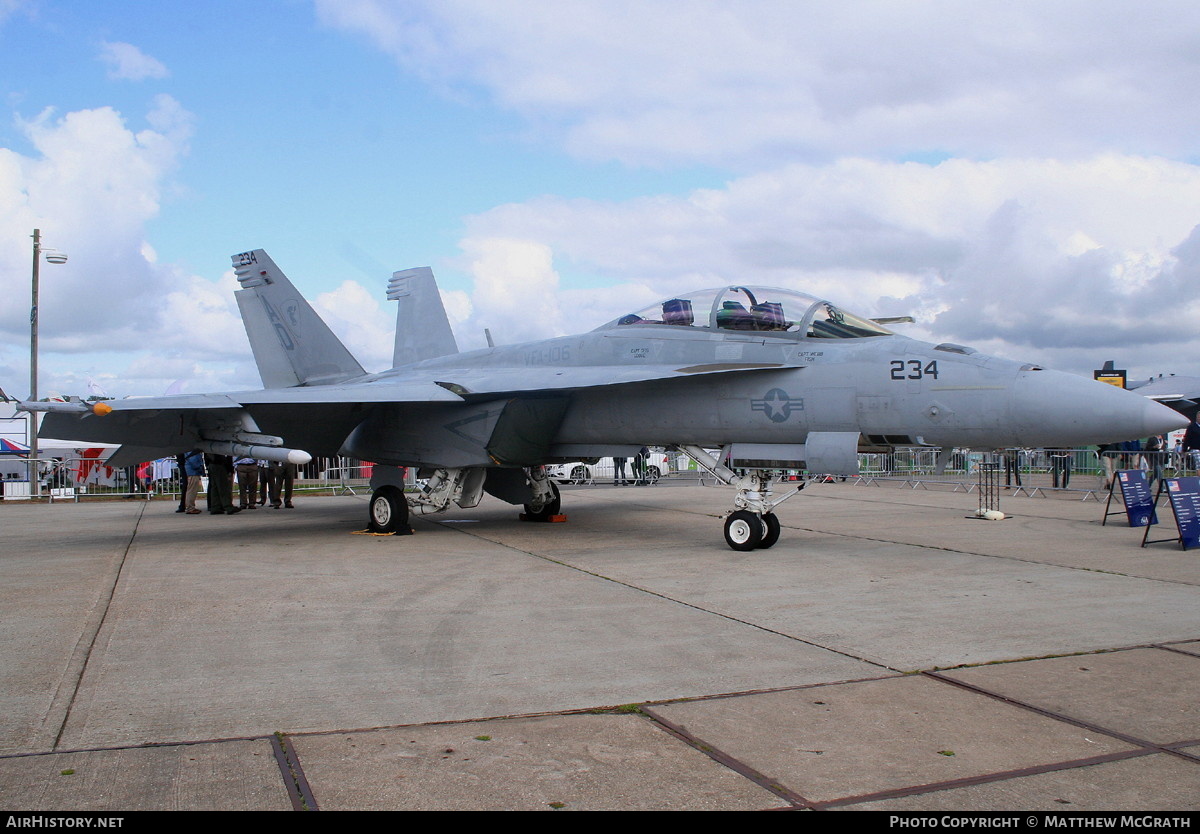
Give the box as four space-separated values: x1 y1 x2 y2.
1164 477 1200 550
1117 470 1157 527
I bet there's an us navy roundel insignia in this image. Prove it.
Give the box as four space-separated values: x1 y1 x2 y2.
751 388 803 423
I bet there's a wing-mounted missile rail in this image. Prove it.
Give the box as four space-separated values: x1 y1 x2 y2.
17 399 113 416
18 399 313 466
195 409 313 466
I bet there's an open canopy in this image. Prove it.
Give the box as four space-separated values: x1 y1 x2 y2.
597 285 893 339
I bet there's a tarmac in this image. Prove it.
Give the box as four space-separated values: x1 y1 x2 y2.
0 480 1197 812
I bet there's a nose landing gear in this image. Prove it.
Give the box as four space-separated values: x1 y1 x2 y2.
676 444 801 551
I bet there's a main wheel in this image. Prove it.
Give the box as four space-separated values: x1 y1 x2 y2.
758 513 781 549
368 485 409 534
724 510 762 551
523 481 561 521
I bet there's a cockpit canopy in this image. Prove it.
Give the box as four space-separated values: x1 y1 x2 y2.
597 286 893 339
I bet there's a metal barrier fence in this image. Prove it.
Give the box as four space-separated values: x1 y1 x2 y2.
0 448 1182 503
0 456 410 503
854 447 1187 499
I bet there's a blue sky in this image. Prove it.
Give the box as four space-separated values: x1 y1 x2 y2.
1 1 718 287
3 1 1200 400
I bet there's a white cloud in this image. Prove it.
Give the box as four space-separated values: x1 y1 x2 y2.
0 98 262 397
98 41 169 81
454 237 565 346
317 0 1200 167
450 155 1200 374
314 280 394 372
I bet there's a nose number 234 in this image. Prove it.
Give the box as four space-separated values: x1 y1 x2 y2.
889 359 939 380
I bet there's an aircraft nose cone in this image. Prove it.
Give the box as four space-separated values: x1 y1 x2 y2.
1013 369 1188 447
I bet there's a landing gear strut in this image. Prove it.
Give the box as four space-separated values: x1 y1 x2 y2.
522 466 562 521
676 445 801 551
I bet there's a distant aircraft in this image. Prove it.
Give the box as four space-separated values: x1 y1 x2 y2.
1128 375 1200 418
22 249 1186 550
1095 360 1200 417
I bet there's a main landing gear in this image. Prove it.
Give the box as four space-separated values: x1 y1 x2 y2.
521 466 562 522
676 445 802 552
367 465 480 535
366 465 564 533
368 484 411 535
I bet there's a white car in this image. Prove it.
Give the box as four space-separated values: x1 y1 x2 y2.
546 453 672 485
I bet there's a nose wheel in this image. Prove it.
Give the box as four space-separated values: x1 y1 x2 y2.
723 510 781 551
724 510 762 550
759 512 781 548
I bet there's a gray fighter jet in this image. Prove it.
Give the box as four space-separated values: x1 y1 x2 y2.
23 249 1186 550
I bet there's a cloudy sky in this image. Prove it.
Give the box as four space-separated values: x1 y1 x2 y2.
2 0 1199 400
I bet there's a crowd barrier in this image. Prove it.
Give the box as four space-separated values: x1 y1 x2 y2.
0 456 409 503
854 447 1186 499
0 449 1182 503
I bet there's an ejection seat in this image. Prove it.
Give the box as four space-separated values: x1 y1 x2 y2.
751 300 786 330
716 300 755 330
662 298 694 326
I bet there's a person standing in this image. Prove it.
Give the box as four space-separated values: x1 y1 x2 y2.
175 453 188 513
263 460 297 508
1049 449 1072 489
280 462 296 508
613 456 628 486
205 454 239 515
1143 434 1166 490
1097 442 1118 490
633 447 649 485
234 455 260 509
1003 449 1022 488
257 459 271 507
183 450 205 514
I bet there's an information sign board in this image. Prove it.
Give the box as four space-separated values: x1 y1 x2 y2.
1117 470 1157 527
1164 477 1200 550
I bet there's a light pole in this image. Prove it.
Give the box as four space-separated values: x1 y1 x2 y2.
29 228 68 498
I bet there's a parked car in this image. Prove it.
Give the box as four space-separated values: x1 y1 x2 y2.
546 453 672 485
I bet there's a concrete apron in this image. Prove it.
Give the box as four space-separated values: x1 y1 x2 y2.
0 484 1196 810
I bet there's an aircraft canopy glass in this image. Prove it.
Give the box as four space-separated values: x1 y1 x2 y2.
598 286 892 339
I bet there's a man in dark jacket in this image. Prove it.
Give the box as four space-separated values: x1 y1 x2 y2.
205 454 239 514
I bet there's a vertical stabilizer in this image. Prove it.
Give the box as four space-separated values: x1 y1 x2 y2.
388 267 459 368
232 250 365 387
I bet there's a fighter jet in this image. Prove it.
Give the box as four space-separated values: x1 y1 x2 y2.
23 249 1186 550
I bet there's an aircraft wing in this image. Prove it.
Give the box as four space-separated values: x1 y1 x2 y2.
36 363 787 466
35 382 465 464
426 362 788 397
